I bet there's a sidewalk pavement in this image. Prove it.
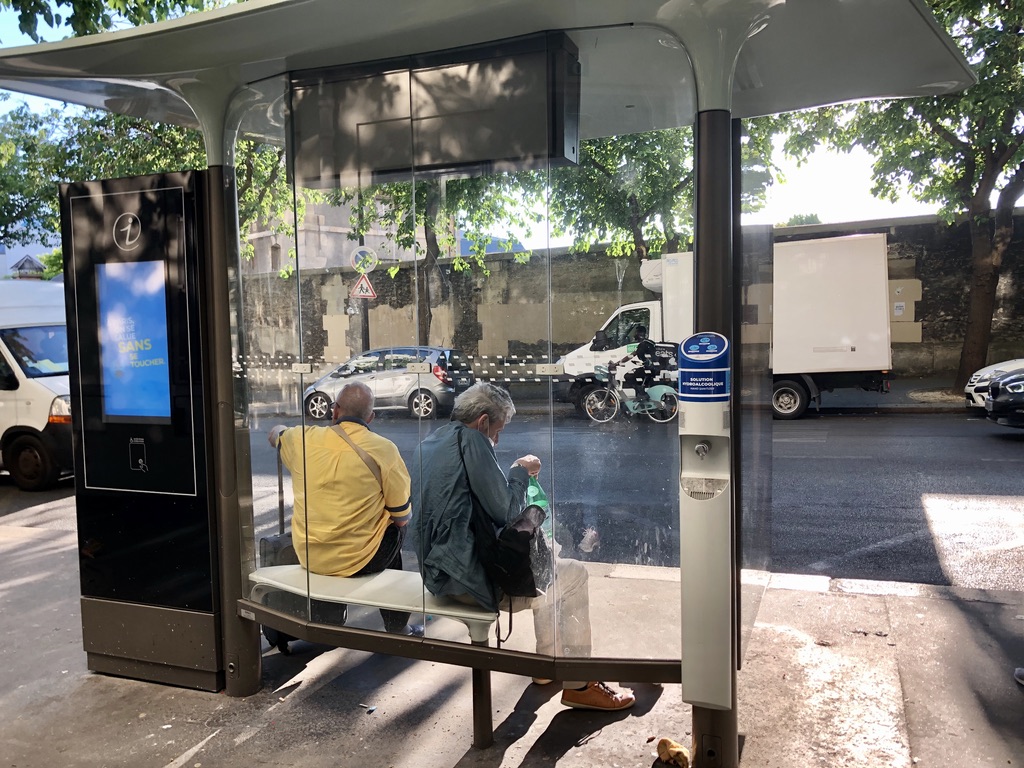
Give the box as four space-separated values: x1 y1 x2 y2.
3 375 1021 768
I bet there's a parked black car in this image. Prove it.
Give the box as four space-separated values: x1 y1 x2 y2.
984 370 1024 429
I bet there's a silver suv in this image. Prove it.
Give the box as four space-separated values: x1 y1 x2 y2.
303 346 473 420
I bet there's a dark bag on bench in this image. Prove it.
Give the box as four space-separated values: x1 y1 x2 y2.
470 502 552 598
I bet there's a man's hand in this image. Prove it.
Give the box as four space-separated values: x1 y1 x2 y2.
513 454 541 477
268 425 287 448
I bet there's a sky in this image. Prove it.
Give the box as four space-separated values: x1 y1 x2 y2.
744 144 935 227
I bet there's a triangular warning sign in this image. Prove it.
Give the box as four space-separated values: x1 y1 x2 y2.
349 273 377 299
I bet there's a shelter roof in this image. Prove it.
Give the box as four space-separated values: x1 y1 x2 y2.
0 0 974 146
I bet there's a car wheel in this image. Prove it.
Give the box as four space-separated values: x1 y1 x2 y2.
305 391 332 420
574 384 599 416
4 435 58 491
409 389 438 419
772 380 809 420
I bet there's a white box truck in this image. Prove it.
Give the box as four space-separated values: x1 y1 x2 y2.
0 279 74 489
556 233 892 419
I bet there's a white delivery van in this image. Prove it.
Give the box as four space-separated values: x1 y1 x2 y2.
0 279 73 490
557 233 893 419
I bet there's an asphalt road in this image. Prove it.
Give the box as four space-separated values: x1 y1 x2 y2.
3 411 1022 590
772 411 1024 591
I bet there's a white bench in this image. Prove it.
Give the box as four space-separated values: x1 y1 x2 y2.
249 565 497 644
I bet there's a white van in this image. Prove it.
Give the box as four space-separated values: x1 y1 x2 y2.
0 279 73 490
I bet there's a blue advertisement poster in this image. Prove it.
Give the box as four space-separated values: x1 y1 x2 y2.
96 260 172 421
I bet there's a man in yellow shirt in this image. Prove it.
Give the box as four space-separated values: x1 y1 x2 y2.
268 381 419 635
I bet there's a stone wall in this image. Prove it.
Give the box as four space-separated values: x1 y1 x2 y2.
238 211 1024 380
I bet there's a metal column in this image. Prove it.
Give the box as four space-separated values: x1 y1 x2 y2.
203 166 262 696
690 109 739 768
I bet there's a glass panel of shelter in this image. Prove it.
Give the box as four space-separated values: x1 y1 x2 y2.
234 26 693 663
225 75 315 633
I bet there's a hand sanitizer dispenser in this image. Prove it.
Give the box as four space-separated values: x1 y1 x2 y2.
678 331 733 710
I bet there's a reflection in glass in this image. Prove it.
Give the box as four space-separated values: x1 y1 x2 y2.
0 325 69 378
234 28 718 667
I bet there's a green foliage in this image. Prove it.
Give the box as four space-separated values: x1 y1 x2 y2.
548 124 780 261
234 139 310 265
332 171 546 275
782 2 1024 220
0 107 296 265
779 2 1024 386
783 213 821 226
338 123 783 271
55 110 207 180
39 245 61 278
548 131 693 259
0 0 210 42
0 104 62 246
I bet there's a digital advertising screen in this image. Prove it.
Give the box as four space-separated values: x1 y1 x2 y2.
96 260 172 423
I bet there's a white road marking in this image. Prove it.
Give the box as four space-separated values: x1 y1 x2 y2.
162 729 220 768
809 530 929 572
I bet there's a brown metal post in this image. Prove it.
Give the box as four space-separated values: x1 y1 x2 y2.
202 166 262 696
471 666 494 748
690 109 739 768
471 634 493 749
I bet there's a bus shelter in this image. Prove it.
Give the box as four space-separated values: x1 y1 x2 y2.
0 0 973 763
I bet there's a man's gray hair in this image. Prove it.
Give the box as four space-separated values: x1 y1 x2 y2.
451 381 516 425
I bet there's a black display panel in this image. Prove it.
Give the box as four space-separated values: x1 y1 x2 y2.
60 172 216 612
66 182 197 495
290 31 580 188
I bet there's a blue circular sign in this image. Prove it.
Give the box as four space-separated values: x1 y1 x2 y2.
678 332 730 402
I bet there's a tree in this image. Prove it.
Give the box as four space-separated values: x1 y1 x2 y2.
1 0 209 42
549 124 781 268
338 124 782 347
783 1 1024 390
39 245 61 278
0 109 299 275
0 103 63 246
55 109 207 179
337 172 545 346
783 213 821 227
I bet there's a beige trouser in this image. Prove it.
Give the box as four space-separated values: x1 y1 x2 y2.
457 557 592 689
508 556 592 659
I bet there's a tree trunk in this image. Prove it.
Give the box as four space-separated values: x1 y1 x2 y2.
416 186 441 346
954 209 1010 390
627 193 649 267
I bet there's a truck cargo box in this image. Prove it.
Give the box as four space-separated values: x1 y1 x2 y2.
772 233 891 375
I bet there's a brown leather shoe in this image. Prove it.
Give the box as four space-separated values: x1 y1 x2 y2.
560 681 635 711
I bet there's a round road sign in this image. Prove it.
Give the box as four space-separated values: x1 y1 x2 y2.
350 246 379 273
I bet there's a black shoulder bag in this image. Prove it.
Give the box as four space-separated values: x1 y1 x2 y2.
457 429 553 601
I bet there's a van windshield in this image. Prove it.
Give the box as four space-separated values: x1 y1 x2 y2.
0 325 69 377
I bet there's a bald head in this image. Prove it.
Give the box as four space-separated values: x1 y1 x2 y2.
334 381 375 423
